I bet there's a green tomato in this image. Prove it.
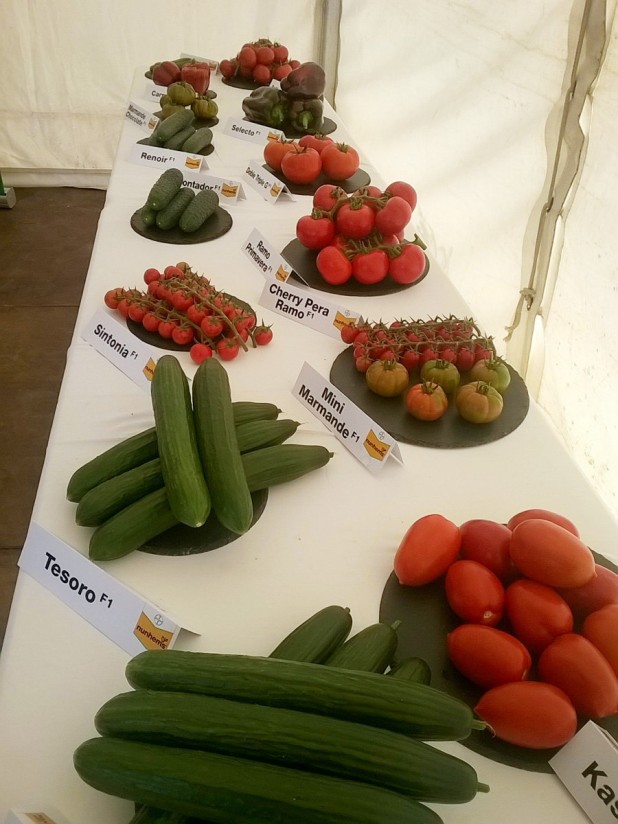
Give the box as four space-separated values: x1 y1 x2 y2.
456 381 504 423
420 359 461 394
470 357 511 394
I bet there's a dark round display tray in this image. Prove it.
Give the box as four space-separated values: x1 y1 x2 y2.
222 76 261 91
137 138 214 159
379 549 618 772
140 489 268 556
241 116 337 139
263 165 370 196
130 206 232 245
329 349 529 449
281 239 430 297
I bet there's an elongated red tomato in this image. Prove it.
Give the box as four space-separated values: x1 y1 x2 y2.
538 633 618 718
509 519 595 588
507 508 579 537
393 514 461 586
447 625 531 689
474 682 577 749
557 563 618 617
445 560 505 626
505 579 573 653
459 519 515 582
583 604 618 675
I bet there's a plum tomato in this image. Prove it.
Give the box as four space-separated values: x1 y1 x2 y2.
296 214 336 250
393 513 461 587
474 682 578 749
264 138 297 172
388 243 427 285
538 633 618 718
335 202 375 239
316 245 353 285
375 196 413 236
320 142 360 181
456 381 503 424
459 519 515 582
445 560 505 626
351 249 389 285
385 180 418 211
509 519 596 589
507 508 580 537
558 563 618 617
404 381 448 421
505 579 573 654
583 604 618 675
447 624 531 688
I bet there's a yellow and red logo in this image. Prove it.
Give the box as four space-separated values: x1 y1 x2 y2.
363 430 391 462
133 611 174 650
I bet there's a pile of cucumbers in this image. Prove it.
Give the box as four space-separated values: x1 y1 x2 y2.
74 605 489 823
138 168 220 234
66 356 333 562
147 108 214 155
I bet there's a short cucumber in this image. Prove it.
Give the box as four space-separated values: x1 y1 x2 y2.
126 652 486 741
155 188 195 231
181 126 213 154
325 621 401 673
67 427 158 502
147 168 184 211
163 125 196 151
95 690 488 803
192 359 253 535
235 418 299 453
153 108 194 145
89 488 177 562
151 355 210 528
232 401 280 426
270 605 352 663
241 444 333 490
140 203 158 225
74 737 444 824
178 188 218 233
388 657 432 686
76 458 164 527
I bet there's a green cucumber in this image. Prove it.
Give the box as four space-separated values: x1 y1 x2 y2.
151 355 210 528
126 652 485 741
270 605 352 663
181 126 213 154
241 444 333 491
74 737 444 824
147 168 184 211
178 188 218 233
153 108 194 145
95 690 487 803
232 401 280 426
388 657 432 685
235 418 299 453
325 621 401 673
155 188 195 230
140 203 158 225
129 807 187 824
192 359 252 534
163 125 196 151
76 458 164 527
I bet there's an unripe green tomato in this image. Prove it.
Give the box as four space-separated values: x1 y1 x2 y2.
167 81 197 106
365 360 409 397
470 358 511 394
420 359 461 394
456 381 504 423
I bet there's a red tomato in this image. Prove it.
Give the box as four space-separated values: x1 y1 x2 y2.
509 519 596 589
400 348 421 372
253 326 273 346
296 214 336 250
252 64 271 85
583 604 618 675
474 682 577 749
320 143 360 181
459 519 515 582
455 346 476 372
375 196 413 235
172 326 194 346
335 202 375 239
216 337 240 361
445 560 505 626
388 244 426 285
272 44 289 63
280 146 322 184
316 245 352 285
404 381 448 421
538 633 618 718
507 508 580 537
255 46 275 65
219 59 236 79
351 250 389 285
104 289 123 310
558 564 618 617
393 514 461 586
263 139 297 172
157 320 175 339
272 63 293 81
313 184 344 212
189 343 213 364
200 316 224 339
299 134 335 155
505 579 573 653
238 45 258 68
447 624 531 688
385 181 418 211
142 312 160 333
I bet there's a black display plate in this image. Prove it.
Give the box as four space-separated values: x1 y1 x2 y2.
281 239 430 297
130 207 232 245
379 549 618 772
241 116 337 139
137 138 214 158
329 349 529 448
263 165 370 196
139 489 268 556
222 76 261 91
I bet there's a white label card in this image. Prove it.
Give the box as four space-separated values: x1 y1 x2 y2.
6 811 73 824
259 276 360 339
292 363 403 472
81 308 158 392
18 523 187 656
129 142 207 173
242 228 295 281
143 80 167 103
223 116 283 145
242 159 294 203
125 101 159 133
550 721 618 824
181 171 245 204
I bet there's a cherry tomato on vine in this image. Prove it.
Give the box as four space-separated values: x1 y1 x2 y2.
187 304 206 326
189 343 213 365
313 184 344 212
455 346 476 372
142 312 161 334
296 214 336 250
253 326 273 346
400 348 420 372
385 181 418 211
200 316 224 339
335 202 375 239
104 289 122 309
340 324 359 344
351 249 389 285
172 326 194 346
143 267 161 284
375 196 412 235
447 624 531 688
158 320 175 339
393 513 461 586
445 560 505 626
216 338 240 361
388 243 426 285
316 245 353 285
116 299 131 318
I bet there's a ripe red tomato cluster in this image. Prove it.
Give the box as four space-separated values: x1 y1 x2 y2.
394 509 618 750
103 262 273 364
264 136 360 185
294 181 424 287
220 40 299 86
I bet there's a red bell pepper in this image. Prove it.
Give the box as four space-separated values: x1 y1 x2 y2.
181 62 211 95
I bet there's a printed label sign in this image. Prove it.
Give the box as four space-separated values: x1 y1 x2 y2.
143 80 167 103
18 523 185 656
292 363 402 472
129 142 206 173
223 116 283 145
181 171 244 203
81 308 158 392
550 721 618 824
6 811 74 824
259 276 360 339
125 101 159 133
242 229 295 281
242 159 293 203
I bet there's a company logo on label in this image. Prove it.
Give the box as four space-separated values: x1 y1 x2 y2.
333 311 357 331
221 182 238 198
134 611 174 650
363 429 391 461
143 358 157 381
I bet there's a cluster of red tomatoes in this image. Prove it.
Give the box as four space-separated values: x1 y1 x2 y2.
103 262 273 365
264 135 360 185
219 40 299 86
394 510 618 750
295 181 426 287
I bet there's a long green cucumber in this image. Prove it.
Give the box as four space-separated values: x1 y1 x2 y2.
234 418 300 453
95 690 487 803
231 401 280 425
325 621 401 673
241 444 332 490
150 356 210 528
126 652 485 741
76 458 164 527
270 605 352 663
74 737 444 824
388 657 432 685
